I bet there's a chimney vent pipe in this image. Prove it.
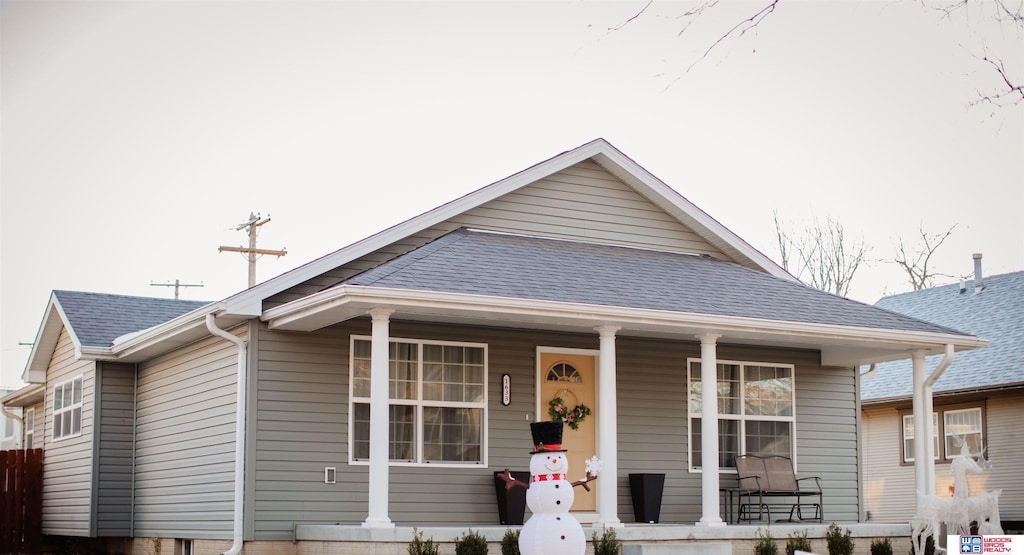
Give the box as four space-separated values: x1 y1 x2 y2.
973 253 984 294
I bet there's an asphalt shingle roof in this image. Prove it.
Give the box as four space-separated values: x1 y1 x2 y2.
53 290 210 348
861 270 1024 401
344 229 965 335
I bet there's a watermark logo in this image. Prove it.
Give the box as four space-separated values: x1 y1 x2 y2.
949 535 1022 555
960 536 984 554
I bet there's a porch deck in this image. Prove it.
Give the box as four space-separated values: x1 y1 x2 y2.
293 522 912 555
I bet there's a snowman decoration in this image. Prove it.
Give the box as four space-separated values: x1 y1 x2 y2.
499 421 600 555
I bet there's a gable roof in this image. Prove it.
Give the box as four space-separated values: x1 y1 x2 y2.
347 229 959 335
53 290 209 347
861 271 1024 402
222 138 795 316
22 290 210 382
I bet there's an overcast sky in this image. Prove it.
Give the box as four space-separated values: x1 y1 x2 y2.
2 1 1021 385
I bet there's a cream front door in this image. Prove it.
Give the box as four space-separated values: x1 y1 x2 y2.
539 350 598 512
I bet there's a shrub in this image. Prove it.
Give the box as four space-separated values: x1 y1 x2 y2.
786 530 813 555
825 523 854 555
910 533 935 555
871 538 894 555
755 529 778 555
500 528 520 555
408 528 440 555
592 527 622 555
455 528 489 555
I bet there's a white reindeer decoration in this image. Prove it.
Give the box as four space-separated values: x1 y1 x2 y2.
912 437 1003 555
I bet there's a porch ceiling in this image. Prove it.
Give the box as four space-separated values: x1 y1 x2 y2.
261 285 987 367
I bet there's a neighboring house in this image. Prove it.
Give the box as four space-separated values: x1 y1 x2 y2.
861 262 1024 528
2 139 986 553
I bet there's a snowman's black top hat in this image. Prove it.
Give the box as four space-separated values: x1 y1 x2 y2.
530 420 567 454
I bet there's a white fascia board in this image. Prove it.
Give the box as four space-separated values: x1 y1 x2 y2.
106 302 228 361
22 294 81 383
263 285 987 361
0 383 45 408
224 139 642 316
65 302 228 364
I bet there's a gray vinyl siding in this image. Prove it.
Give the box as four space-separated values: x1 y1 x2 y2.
42 327 95 536
133 325 244 539
264 160 727 309
862 390 1024 523
252 320 862 538
252 324 351 540
93 362 135 536
985 393 1024 520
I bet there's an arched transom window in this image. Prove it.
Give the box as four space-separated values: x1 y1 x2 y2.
546 362 582 383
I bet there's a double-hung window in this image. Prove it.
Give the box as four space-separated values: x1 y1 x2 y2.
900 404 984 463
53 376 83 440
349 337 487 466
687 360 795 471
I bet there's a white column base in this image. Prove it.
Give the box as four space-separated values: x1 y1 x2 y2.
360 518 395 529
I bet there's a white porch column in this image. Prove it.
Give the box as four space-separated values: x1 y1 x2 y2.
911 350 928 516
363 308 395 528
596 325 622 527
697 333 725 527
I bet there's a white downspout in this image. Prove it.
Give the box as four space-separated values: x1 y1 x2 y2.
922 344 954 496
206 314 247 555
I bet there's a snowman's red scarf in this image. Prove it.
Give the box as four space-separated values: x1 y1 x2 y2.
531 473 567 482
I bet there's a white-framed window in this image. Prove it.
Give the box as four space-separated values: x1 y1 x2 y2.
687 359 795 472
349 336 487 467
901 412 939 463
24 408 35 449
900 404 985 463
53 375 83 440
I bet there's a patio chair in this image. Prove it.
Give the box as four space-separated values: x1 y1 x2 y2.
734 454 823 523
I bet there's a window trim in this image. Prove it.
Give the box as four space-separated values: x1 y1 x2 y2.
24 408 35 449
686 358 797 474
898 401 986 465
52 375 84 441
347 335 488 468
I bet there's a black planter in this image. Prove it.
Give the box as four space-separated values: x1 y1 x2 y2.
629 473 666 523
494 470 531 525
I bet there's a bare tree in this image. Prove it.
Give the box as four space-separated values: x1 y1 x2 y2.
773 210 869 296
608 0 1023 109
890 224 958 290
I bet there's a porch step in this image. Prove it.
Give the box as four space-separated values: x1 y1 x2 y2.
624 542 732 555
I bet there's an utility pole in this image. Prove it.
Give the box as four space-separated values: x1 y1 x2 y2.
218 212 287 288
150 279 204 300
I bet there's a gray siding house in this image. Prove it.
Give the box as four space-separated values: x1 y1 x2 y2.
4 139 986 554
861 262 1023 530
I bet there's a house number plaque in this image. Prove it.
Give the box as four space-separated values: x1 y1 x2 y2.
502 374 511 406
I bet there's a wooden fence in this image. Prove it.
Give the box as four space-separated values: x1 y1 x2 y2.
1 449 43 555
